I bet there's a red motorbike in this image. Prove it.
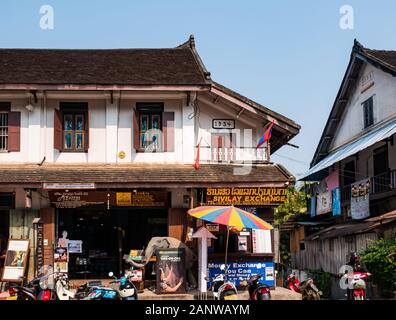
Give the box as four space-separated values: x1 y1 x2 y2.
8 274 55 300
343 271 371 300
286 274 322 300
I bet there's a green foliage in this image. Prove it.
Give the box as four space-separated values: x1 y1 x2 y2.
360 238 396 298
275 188 307 226
306 269 332 298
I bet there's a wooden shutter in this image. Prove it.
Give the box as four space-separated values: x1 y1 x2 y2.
8 112 21 152
163 112 175 152
84 112 90 151
54 109 62 151
168 208 187 241
133 110 140 151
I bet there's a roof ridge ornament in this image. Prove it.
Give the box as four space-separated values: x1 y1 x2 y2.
353 38 364 52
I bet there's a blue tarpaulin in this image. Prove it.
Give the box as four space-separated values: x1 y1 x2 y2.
300 118 396 181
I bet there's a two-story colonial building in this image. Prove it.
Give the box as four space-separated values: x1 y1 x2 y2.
290 41 396 297
0 36 300 285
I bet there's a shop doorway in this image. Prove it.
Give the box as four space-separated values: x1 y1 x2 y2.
57 208 168 279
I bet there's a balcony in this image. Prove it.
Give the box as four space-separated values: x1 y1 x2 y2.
341 169 396 202
195 146 269 164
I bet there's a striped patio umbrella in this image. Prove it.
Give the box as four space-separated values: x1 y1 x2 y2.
188 206 273 272
188 206 273 230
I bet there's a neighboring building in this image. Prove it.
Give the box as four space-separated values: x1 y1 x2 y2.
288 40 396 297
0 36 300 284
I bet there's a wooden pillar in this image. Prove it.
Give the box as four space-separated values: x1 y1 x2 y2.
40 208 55 268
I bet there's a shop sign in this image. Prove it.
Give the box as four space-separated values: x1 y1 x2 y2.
205 187 287 206
43 183 96 190
2 239 30 282
49 190 168 208
206 224 219 232
156 249 186 294
49 191 108 208
207 261 275 287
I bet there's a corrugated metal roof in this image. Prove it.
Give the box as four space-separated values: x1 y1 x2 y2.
300 118 396 181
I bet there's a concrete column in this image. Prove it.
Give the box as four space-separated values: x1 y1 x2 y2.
28 102 42 163
182 97 196 164
105 92 119 163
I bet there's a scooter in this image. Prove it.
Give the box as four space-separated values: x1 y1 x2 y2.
83 272 138 300
343 271 371 300
206 265 238 300
286 273 322 300
246 274 271 300
54 273 76 300
8 273 55 300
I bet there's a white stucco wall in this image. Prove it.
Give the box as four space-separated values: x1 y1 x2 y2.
0 92 268 165
331 64 396 150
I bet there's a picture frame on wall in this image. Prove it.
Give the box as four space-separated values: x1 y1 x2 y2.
1 239 30 282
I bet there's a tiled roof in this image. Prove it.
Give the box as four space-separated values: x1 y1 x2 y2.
0 163 294 187
0 47 209 86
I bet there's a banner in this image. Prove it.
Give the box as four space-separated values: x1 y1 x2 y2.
156 249 186 294
207 261 275 288
351 179 370 220
317 191 332 215
310 196 316 217
332 188 341 216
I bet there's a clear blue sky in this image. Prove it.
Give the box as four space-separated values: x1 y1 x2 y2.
1 0 395 177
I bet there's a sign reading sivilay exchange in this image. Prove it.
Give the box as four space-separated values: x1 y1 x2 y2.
205 187 287 206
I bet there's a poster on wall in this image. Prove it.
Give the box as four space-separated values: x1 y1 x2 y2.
156 249 186 294
1 239 30 282
316 191 332 215
252 229 272 253
351 179 370 220
207 261 275 287
68 240 82 254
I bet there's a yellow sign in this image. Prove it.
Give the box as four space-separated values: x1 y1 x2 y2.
206 187 288 206
116 192 132 206
118 151 126 159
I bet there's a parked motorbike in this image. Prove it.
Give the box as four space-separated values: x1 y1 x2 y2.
8 273 55 300
343 271 371 300
286 273 322 300
206 264 238 300
83 272 138 300
54 273 76 300
245 274 271 300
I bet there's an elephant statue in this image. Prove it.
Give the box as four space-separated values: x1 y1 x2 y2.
128 237 197 289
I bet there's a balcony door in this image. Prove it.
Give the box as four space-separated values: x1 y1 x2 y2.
211 133 236 162
373 146 389 193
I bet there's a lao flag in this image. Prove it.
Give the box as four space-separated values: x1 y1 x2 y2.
256 120 274 149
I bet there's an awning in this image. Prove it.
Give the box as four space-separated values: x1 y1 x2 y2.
300 118 396 181
0 163 294 188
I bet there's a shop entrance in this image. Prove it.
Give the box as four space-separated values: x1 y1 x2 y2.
57 208 168 279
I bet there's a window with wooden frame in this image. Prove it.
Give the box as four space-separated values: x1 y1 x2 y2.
0 111 8 151
133 103 174 153
0 102 20 152
56 103 88 152
363 96 374 128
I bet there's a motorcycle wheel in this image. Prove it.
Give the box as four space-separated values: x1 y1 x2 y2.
257 293 271 300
